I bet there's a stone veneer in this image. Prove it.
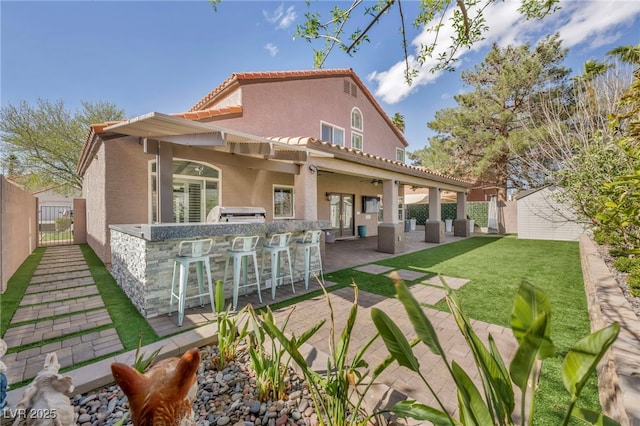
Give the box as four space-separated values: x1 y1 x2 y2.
110 221 331 318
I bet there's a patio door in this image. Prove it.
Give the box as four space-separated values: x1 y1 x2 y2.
329 193 354 238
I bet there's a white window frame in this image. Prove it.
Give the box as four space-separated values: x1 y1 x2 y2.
273 185 295 219
351 132 363 151
396 148 405 163
148 159 221 223
351 107 363 131
320 121 345 147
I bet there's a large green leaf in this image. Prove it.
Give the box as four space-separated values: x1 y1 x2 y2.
394 278 444 355
570 406 621 426
511 281 555 359
509 311 548 392
371 307 420 372
452 361 494 426
562 323 620 398
391 400 458 426
466 331 515 422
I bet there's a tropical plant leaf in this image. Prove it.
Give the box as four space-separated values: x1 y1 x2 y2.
511 281 555 359
509 311 548 393
562 322 620 398
371 307 420 372
215 279 225 315
394 278 444 356
570 406 622 426
391 400 458 425
452 361 494 426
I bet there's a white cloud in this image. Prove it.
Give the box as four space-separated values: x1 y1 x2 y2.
371 0 640 104
263 4 296 30
265 43 279 57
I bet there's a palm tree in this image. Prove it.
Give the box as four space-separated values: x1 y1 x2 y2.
607 44 640 65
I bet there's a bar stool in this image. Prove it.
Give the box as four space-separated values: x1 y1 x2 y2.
223 236 262 310
260 232 294 300
169 238 215 327
294 230 325 289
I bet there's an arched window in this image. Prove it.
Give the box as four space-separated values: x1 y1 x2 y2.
351 108 363 131
149 159 221 223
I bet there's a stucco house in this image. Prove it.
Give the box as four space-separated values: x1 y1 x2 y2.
77 68 473 266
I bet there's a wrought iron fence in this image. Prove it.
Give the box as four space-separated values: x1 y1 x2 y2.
38 205 74 246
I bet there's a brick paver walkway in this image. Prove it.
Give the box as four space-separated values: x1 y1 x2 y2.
2 245 124 384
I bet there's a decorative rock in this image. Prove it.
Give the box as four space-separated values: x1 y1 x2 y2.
78 413 92 423
70 343 318 426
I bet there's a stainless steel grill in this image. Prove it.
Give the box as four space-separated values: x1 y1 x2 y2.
206 206 267 223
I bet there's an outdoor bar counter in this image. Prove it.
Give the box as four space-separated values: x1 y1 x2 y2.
109 220 331 318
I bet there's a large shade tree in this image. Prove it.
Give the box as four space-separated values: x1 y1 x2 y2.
0 99 124 192
409 34 570 199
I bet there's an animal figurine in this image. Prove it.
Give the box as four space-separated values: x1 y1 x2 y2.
11 352 76 426
111 347 201 426
0 339 7 410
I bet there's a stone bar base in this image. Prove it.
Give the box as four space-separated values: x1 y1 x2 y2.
425 220 445 243
377 223 404 254
453 219 470 237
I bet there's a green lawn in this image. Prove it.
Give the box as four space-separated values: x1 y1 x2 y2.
325 236 599 425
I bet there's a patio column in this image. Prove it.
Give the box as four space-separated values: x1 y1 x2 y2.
425 187 444 243
454 191 469 237
378 179 404 254
294 163 318 220
157 141 174 223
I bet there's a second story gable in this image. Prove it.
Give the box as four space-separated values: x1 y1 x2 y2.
189 69 408 162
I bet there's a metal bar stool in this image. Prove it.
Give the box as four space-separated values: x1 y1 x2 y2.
260 232 294 300
294 230 325 289
223 235 262 310
169 238 215 326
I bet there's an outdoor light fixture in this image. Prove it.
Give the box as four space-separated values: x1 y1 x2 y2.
325 192 331 201
371 179 383 187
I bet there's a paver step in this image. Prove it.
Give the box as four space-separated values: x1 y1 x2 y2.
32 263 89 276
20 285 99 306
11 295 105 324
2 328 123 384
25 276 95 294
2 308 112 348
29 269 92 284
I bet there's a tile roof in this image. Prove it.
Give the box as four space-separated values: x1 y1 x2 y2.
189 68 410 147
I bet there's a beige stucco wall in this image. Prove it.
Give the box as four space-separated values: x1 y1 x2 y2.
499 200 518 234
205 76 405 161
0 175 37 293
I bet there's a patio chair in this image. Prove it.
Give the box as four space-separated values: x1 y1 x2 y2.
223 235 262 310
294 230 325 289
260 232 294 300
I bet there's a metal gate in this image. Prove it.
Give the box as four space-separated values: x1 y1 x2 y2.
38 205 74 246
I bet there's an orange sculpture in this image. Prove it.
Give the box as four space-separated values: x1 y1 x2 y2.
111 348 201 426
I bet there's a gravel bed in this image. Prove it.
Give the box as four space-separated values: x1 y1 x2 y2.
70 340 320 426
595 243 640 318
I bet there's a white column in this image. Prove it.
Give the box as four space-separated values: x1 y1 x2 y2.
382 180 399 224
429 187 441 222
294 164 318 220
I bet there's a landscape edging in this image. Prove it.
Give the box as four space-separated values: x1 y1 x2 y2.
579 234 640 426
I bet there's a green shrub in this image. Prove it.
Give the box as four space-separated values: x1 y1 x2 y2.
628 269 640 297
608 246 630 258
55 217 72 232
613 257 640 273
593 229 619 246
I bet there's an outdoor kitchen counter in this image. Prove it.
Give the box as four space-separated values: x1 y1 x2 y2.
110 220 332 241
109 220 331 318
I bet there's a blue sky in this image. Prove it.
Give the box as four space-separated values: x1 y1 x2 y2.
2 1 639 152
